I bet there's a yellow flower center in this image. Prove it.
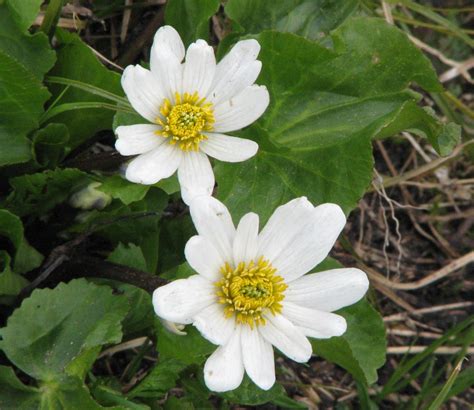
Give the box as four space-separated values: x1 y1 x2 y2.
156 92 215 151
216 257 287 328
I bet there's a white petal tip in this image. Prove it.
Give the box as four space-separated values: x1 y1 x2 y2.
256 380 275 391
235 39 261 57
125 167 161 185
152 287 167 318
204 363 243 392
351 268 370 292
155 25 180 39
333 316 348 337
317 202 345 216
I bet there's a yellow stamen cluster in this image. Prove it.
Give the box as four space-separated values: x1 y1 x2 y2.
216 257 287 328
156 92 215 151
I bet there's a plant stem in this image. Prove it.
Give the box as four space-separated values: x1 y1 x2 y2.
40 0 65 40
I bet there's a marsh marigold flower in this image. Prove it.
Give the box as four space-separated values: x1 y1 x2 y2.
115 26 269 204
153 196 369 392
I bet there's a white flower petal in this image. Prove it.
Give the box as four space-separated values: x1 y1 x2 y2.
150 25 185 70
258 197 315 262
115 124 163 156
241 326 275 391
208 60 262 105
183 39 216 97
204 328 244 392
265 203 346 283
259 314 312 363
200 133 258 163
121 65 164 122
282 302 347 339
209 39 261 105
216 39 260 71
125 142 182 185
233 212 259 265
213 85 270 133
189 196 236 262
151 48 183 100
177 151 215 205
286 268 369 312
184 235 224 282
152 275 215 324
193 303 236 346
160 319 187 335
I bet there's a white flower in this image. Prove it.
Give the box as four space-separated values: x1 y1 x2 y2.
115 26 269 204
153 196 369 392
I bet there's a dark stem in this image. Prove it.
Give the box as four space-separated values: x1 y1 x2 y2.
59 256 167 293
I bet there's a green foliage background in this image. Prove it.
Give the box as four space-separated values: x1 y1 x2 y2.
0 0 468 408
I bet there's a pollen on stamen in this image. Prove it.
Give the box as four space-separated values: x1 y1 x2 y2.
215 257 287 328
155 92 215 152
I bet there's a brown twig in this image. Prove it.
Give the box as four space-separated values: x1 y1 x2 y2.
387 346 474 355
366 251 474 291
117 7 165 67
383 301 474 322
371 140 474 191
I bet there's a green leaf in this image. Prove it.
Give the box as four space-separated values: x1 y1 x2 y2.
65 346 102 381
0 6 56 79
0 366 118 410
378 316 473 399
215 19 445 222
47 29 122 149
326 18 440 93
0 50 50 167
161 262 195 281
92 385 148 409
220 377 288 406
32 123 70 168
0 365 40 409
312 298 386 385
128 358 187 399
394 0 474 47
164 396 196 410
376 100 461 156
0 209 43 274
3 168 92 217
46 76 129 106
165 0 220 47
446 366 474 401
116 284 155 335
156 322 214 365
73 188 167 273
0 279 129 380
435 122 461 156
4 0 43 32
39 375 122 410
427 359 464 410
99 176 150 206
225 0 359 39
106 243 155 334
0 251 29 298
108 242 148 271
113 110 144 129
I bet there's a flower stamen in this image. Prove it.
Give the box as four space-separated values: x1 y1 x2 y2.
215 257 287 328
156 92 214 151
